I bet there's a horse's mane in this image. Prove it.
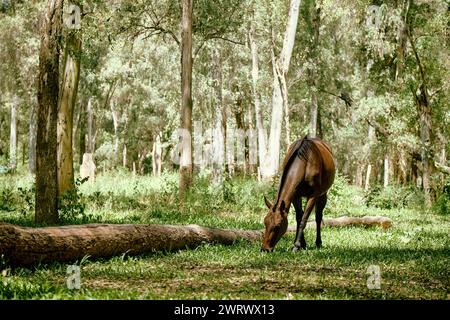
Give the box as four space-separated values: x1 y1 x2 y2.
273 135 320 209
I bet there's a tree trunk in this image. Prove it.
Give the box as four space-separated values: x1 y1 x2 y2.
35 0 64 224
86 97 94 153
9 95 17 172
28 100 37 174
308 3 321 138
365 163 372 191
384 154 389 188
152 133 162 176
249 22 267 180
110 100 120 166
123 145 127 167
57 22 82 196
78 98 87 165
263 0 301 180
212 48 225 179
417 86 433 206
179 0 193 197
0 215 392 267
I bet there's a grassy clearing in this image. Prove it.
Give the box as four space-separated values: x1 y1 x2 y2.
0 169 449 299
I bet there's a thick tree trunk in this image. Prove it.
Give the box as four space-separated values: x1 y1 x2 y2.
0 215 391 267
9 95 17 171
28 100 37 174
263 0 301 180
179 0 193 197
57 25 81 196
35 0 64 224
78 98 87 165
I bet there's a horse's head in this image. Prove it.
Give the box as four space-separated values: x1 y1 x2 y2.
261 196 288 252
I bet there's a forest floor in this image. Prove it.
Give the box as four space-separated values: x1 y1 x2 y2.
0 169 449 299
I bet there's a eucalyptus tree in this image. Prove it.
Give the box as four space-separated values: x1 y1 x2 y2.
35 0 64 224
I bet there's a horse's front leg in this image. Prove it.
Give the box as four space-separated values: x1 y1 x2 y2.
292 196 316 251
292 196 305 251
314 194 327 248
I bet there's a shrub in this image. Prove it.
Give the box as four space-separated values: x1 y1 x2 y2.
364 184 423 210
433 179 450 215
58 177 91 223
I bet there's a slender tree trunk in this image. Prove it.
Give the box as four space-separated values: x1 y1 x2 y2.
365 163 372 191
28 100 37 174
123 145 127 167
152 133 162 176
86 97 93 153
249 22 267 180
310 90 318 137
179 0 193 197
212 48 225 179
355 165 363 187
384 154 389 188
416 85 433 206
263 0 301 180
57 22 82 195
309 4 321 138
110 100 119 164
78 98 86 165
9 95 17 172
35 0 64 224
408 17 433 207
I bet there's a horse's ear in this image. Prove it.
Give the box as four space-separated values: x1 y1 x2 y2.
264 196 272 209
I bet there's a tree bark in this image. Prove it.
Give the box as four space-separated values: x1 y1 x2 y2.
86 97 94 153
179 0 193 197
9 95 17 172
384 154 390 188
249 22 267 180
0 215 392 267
78 98 87 165
212 48 225 179
28 100 37 174
35 0 64 224
57 22 82 196
263 0 301 180
308 3 321 138
152 133 162 176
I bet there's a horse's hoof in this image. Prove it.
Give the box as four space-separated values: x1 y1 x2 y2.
316 243 322 249
291 245 302 252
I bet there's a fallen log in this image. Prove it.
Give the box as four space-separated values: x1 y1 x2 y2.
0 223 263 267
316 215 393 229
0 215 392 267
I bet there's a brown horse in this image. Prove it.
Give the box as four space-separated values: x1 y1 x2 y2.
262 136 335 252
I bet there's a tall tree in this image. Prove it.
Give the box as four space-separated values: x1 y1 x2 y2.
9 95 17 171
36 0 64 224
261 0 301 180
57 3 82 195
179 0 193 197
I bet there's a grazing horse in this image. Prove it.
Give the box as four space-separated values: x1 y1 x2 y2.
261 136 335 252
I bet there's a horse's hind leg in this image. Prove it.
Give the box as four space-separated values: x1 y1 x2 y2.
293 196 316 251
315 193 327 248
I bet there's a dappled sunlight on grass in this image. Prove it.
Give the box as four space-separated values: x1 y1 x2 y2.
0 170 449 299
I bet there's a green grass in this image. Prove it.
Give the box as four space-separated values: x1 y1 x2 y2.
0 170 449 299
